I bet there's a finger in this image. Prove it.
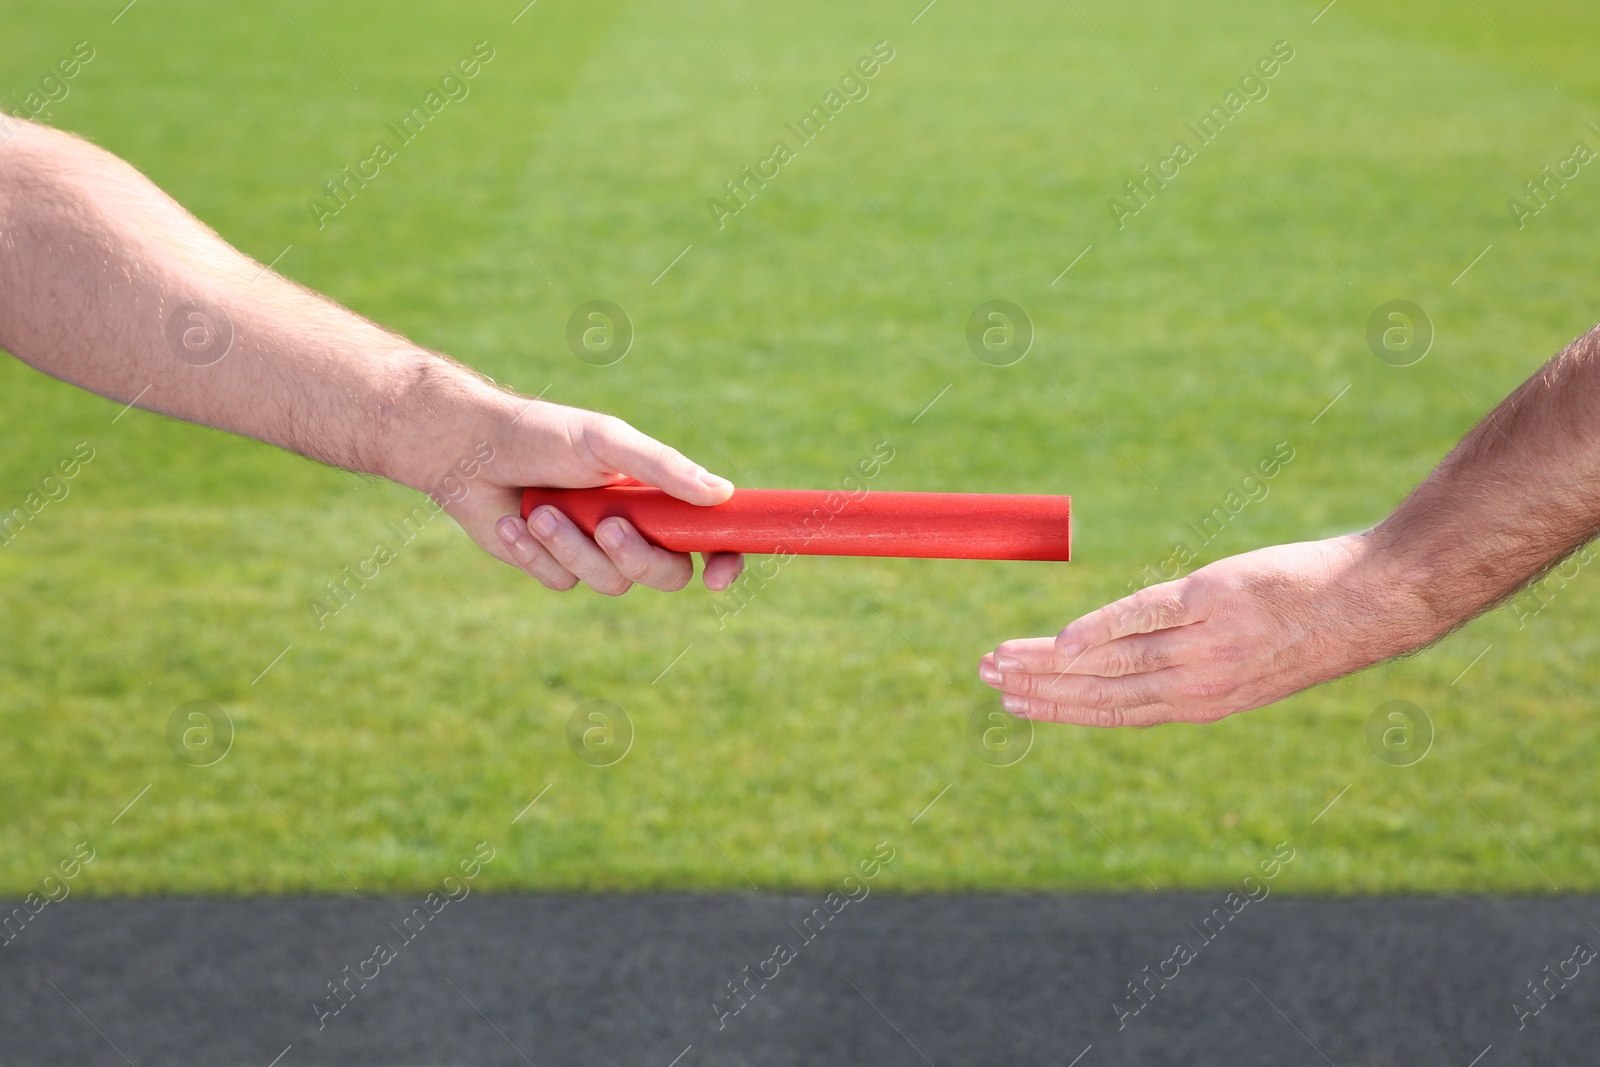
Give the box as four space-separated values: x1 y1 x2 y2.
999 694 1182 728
494 515 580 591
993 632 1186 678
1055 577 1209 657
593 517 694 592
987 638 1062 672
526 506 632 596
701 552 744 591
583 416 734 506
980 662 1175 710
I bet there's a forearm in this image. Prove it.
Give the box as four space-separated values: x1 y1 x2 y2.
0 119 501 496
1362 322 1600 644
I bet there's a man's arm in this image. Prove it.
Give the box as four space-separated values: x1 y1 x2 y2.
979 323 1600 725
0 119 741 594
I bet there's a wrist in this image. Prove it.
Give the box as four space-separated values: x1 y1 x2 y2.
1337 528 1455 660
378 350 521 496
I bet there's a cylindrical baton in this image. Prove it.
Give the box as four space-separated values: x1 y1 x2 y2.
520 486 1071 561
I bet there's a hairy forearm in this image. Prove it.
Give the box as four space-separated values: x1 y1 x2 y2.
1363 322 1600 644
0 119 505 496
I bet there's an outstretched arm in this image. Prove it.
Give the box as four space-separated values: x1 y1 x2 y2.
980 322 1600 725
0 118 741 594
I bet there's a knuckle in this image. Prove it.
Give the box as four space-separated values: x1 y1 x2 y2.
614 553 653 582
540 530 577 561
1186 676 1241 701
578 415 623 465
1130 605 1159 634
1149 591 1187 629
1120 644 1166 676
1098 646 1135 677
547 547 583 572
596 577 633 597
1034 702 1068 724
1090 706 1127 728
1182 570 1214 604
1085 686 1121 711
1036 703 1070 724
590 413 626 442
1103 600 1140 635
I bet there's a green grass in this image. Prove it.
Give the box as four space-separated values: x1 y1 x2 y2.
2 0 1598 897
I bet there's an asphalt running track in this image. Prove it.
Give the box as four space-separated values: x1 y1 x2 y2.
2 895 1597 1066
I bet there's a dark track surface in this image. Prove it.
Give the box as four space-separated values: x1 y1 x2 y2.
3 894 1597 1066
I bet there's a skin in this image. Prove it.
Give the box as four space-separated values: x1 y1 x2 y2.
0 118 742 595
981 323 1600 726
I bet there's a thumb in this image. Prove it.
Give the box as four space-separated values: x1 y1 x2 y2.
585 416 735 505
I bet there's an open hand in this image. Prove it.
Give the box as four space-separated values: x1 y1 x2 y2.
978 534 1428 726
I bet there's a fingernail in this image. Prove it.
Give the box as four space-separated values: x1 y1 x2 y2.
1002 695 1027 716
531 509 559 538
496 517 522 547
996 655 1023 672
698 469 733 491
597 521 625 549
1057 642 1085 660
979 661 1002 686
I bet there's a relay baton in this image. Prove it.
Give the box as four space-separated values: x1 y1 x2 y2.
520 485 1071 561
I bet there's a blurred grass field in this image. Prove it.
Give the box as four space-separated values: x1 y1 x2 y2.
1 0 1598 896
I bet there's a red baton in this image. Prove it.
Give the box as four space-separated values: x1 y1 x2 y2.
521 485 1071 561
